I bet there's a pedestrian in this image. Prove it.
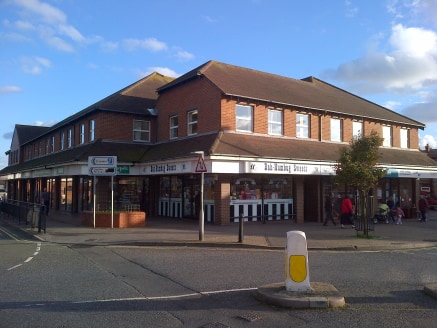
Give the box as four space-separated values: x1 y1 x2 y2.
323 192 336 226
41 187 50 216
386 196 395 223
340 194 355 229
395 203 405 225
418 195 428 222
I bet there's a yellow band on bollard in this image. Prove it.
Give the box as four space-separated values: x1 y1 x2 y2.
289 255 307 283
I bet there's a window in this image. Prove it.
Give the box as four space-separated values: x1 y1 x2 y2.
80 123 85 144
188 110 198 135
268 109 283 135
382 126 392 147
400 128 409 148
296 113 309 138
68 128 73 148
89 119 95 141
51 136 55 152
170 116 178 139
330 118 342 142
236 104 253 132
353 121 363 139
60 131 65 150
46 138 49 154
133 120 150 142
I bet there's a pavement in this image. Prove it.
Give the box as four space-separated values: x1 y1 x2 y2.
1 209 436 307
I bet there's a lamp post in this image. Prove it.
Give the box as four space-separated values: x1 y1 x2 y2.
192 151 205 241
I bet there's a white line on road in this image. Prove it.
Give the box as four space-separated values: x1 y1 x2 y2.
6 242 41 271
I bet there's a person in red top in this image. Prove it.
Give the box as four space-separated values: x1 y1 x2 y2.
340 194 355 229
418 195 428 222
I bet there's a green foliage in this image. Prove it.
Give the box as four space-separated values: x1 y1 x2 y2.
334 130 387 191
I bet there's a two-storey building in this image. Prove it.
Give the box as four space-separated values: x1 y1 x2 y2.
1 60 437 224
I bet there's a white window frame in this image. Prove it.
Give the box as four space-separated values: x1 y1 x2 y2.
352 121 363 139
268 109 283 135
400 128 409 149
382 126 392 147
60 131 65 150
133 120 150 142
236 104 253 132
68 128 73 148
89 119 95 141
80 123 85 144
296 113 309 138
187 110 198 135
170 115 178 139
51 136 55 152
330 118 342 142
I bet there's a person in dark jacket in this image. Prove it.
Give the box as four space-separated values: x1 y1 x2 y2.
323 192 336 226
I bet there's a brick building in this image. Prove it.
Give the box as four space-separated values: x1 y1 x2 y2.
1 60 437 224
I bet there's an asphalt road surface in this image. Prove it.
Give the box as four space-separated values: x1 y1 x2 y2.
0 224 436 327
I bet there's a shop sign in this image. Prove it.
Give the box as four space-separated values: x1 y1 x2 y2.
117 165 130 174
246 161 335 175
143 161 191 175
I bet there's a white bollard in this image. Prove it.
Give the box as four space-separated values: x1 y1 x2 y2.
285 230 311 292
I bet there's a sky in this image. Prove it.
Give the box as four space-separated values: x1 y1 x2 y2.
1 0 437 170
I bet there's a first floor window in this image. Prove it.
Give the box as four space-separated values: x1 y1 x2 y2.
383 125 392 147
330 118 342 142
80 123 85 144
268 109 283 135
296 113 309 138
89 119 95 141
188 110 198 135
400 128 409 148
133 120 150 142
170 116 178 139
236 104 253 132
353 121 363 139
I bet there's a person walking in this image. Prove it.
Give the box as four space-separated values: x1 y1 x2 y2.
340 194 355 229
323 192 336 226
41 188 50 216
395 203 405 225
418 195 428 222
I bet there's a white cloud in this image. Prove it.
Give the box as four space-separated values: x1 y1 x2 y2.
322 24 437 94
139 67 179 78
174 49 195 61
20 56 51 74
0 86 22 94
420 134 437 149
122 38 168 52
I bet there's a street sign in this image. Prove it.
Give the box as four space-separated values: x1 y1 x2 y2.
89 167 116 176
88 156 117 176
195 155 207 173
117 165 130 174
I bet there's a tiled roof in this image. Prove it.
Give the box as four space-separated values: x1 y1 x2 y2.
1 133 435 176
14 125 50 144
158 60 424 128
22 72 174 146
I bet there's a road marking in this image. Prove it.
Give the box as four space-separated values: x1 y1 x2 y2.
6 242 41 271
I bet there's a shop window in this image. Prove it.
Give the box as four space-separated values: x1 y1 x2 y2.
296 113 309 138
236 104 253 132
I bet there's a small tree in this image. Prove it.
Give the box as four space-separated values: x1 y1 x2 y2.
334 130 387 236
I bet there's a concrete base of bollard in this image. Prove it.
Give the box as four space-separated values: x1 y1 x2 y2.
255 282 345 309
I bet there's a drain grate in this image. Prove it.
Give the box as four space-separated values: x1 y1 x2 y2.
201 323 230 328
239 312 262 322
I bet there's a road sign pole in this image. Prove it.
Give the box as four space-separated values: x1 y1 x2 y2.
93 177 96 229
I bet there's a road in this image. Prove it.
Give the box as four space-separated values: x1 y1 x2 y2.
0 224 436 327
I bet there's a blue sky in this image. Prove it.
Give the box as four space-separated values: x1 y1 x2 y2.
1 0 437 170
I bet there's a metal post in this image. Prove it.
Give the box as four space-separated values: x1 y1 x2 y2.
238 213 244 243
111 175 114 229
199 154 205 241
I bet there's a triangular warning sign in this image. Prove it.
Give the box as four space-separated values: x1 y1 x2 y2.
195 155 207 172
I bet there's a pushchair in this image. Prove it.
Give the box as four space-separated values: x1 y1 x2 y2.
373 203 391 224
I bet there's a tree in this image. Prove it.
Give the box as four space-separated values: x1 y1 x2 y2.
334 130 387 236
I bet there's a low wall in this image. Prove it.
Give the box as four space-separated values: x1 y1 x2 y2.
81 211 146 228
